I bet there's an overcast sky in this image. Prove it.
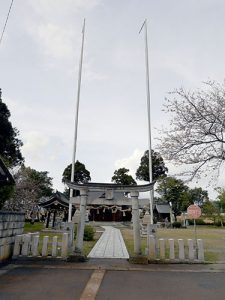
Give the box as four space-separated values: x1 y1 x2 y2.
1 0 225 199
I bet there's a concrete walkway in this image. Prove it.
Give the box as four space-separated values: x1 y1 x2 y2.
88 226 129 259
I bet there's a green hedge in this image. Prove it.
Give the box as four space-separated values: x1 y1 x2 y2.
74 224 95 241
187 219 225 226
188 219 205 225
172 221 182 228
215 221 225 227
84 225 95 241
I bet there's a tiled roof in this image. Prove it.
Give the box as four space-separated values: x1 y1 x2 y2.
155 204 170 214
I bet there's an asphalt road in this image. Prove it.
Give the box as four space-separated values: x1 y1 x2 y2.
0 263 225 300
97 270 225 300
0 267 92 300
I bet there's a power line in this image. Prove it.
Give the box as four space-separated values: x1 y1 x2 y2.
0 0 14 47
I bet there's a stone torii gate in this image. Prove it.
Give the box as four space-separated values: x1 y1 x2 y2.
66 181 154 256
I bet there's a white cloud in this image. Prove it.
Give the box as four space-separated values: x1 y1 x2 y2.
37 23 74 60
152 49 198 85
22 131 49 161
83 62 108 82
24 4 107 79
6 97 33 115
49 155 57 162
29 0 102 17
24 0 102 64
114 148 144 179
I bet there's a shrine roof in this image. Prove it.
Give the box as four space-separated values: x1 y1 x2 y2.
155 204 170 214
39 191 69 209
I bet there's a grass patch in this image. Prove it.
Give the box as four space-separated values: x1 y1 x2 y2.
83 240 98 256
121 228 147 256
205 251 218 262
23 222 45 233
82 227 103 256
121 226 225 262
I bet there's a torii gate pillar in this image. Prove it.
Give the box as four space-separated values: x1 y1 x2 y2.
131 191 141 255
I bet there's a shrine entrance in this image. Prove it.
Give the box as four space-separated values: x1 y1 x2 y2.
66 181 154 256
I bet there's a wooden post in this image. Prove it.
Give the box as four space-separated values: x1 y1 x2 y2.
52 210 56 228
46 211 51 228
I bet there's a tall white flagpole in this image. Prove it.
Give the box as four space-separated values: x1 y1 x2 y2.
139 19 154 224
68 19 86 222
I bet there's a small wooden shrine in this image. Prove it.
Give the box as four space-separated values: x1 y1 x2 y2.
39 191 71 228
153 203 171 222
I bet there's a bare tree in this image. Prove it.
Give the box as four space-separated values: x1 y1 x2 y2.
4 166 53 214
158 81 225 181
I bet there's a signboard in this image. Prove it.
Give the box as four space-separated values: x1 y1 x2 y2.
187 204 201 219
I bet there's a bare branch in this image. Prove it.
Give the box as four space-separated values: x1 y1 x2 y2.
158 81 225 182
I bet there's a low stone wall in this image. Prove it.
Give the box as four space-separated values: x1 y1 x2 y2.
0 211 25 261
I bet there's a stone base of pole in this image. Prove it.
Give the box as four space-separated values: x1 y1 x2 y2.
68 188 88 262
67 252 87 262
129 255 148 264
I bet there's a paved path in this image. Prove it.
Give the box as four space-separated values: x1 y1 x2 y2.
88 226 129 259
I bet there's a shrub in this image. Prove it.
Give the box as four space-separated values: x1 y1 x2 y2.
215 221 225 227
172 221 182 228
188 219 205 225
196 219 205 225
84 225 95 241
203 221 214 226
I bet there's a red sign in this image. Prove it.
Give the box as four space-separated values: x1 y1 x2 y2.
187 205 201 219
